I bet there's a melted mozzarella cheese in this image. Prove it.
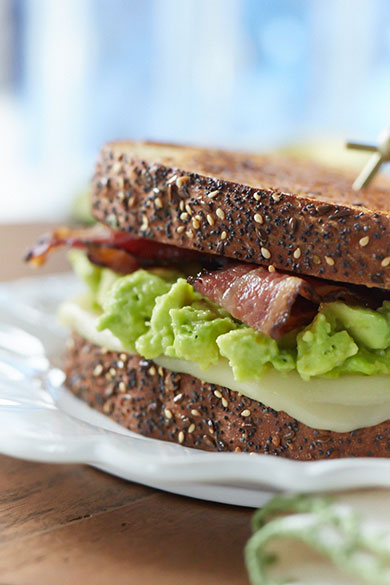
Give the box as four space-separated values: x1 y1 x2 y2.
58 299 390 432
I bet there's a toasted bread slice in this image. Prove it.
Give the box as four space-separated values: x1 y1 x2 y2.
65 333 390 459
92 141 390 289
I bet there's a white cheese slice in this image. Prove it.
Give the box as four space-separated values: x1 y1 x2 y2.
58 299 390 433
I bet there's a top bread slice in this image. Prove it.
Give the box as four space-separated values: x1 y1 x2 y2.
91 141 390 289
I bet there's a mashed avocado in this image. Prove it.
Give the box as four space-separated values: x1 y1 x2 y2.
296 313 358 380
97 271 171 351
70 252 390 381
217 328 282 380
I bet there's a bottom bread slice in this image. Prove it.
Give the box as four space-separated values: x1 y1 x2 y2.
65 333 390 460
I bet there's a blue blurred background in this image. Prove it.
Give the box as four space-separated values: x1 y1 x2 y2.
1 0 390 221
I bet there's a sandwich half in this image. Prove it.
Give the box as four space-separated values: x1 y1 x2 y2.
26 142 390 459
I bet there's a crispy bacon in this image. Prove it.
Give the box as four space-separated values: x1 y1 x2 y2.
188 264 383 340
24 225 228 273
26 226 389 337
86 246 140 274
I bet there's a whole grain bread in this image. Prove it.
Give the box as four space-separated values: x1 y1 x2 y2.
65 333 390 459
91 141 390 290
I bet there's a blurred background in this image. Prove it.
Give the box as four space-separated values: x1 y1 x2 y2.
1 0 390 223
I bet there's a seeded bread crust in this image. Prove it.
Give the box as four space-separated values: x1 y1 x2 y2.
65 333 390 459
91 141 390 290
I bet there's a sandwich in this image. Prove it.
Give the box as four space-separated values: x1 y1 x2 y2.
25 141 390 459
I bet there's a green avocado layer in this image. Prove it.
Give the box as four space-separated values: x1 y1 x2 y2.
69 250 390 381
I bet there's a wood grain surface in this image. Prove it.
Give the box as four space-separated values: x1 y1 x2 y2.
0 224 252 585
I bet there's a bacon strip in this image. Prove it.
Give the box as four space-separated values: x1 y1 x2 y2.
26 226 389 334
24 225 227 273
188 264 382 340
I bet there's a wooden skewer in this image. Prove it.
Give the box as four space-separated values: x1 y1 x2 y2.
345 142 377 152
346 128 390 190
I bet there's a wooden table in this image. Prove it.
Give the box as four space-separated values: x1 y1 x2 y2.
0 224 252 585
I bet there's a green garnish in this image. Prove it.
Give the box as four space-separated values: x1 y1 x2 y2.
245 494 390 585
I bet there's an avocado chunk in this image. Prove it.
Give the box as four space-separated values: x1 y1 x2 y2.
331 346 390 376
170 305 236 369
135 278 201 359
323 301 390 350
297 313 358 380
97 270 171 351
217 328 280 381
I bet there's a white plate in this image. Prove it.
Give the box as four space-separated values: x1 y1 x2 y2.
0 273 390 508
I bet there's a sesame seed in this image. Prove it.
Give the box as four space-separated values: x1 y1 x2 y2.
241 409 251 417
261 247 271 259
178 431 185 444
192 218 200 229
208 190 220 198
194 214 201 221
191 409 201 417
221 398 229 408
293 247 301 259
221 231 227 240
153 187 160 194
120 353 128 361
268 265 276 273
167 174 177 185
188 423 196 434
118 382 126 393
206 214 215 226
103 401 112 414
272 193 280 202
173 393 183 403
176 175 190 189
254 213 264 224
359 235 369 247
185 204 192 214
158 366 164 376
186 229 194 239
141 215 149 230
117 190 125 200
180 212 189 221
325 256 335 266
106 214 118 228
313 255 321 264
216 208 225 220
116 360 124 368
254 192 261 201
179 200 185 211
111 162 122 174
154 197 163 209
214 390 223 398
93 364 103 376
177 225 185 234
148 366 156 376
381 256 390 267
107 367 115 377
129 196 136 207
164 408 173 420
